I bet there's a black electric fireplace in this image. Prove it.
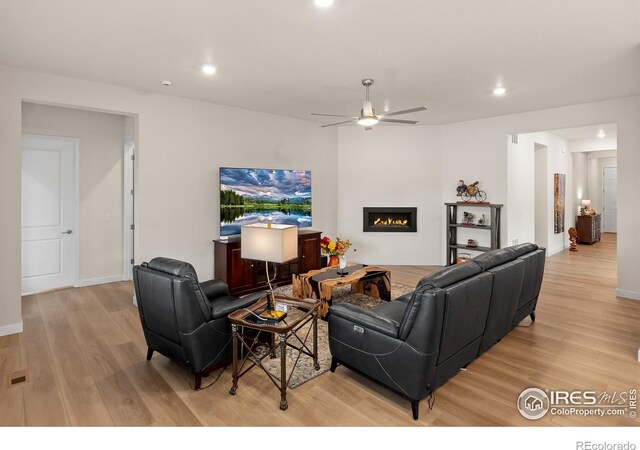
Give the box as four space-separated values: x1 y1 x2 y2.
363 207 417 232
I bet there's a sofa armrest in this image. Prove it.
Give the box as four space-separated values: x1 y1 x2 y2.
330 304 400 338
200 279 230 300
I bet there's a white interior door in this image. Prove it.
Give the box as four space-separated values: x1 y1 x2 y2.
21 134 77 293
602 167 617 233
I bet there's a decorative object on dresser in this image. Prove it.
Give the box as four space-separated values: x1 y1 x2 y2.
327 243 546 420
445 203 502 266
461 211 475 224
456 252 472 264
292 264 391 318
241 223 298 323
554 173 566 234
576 214 601 244
580 199 596 216
319 236 352 268
213 229 322 296
568 227 578 251
456 180 488 203
132 257 265 390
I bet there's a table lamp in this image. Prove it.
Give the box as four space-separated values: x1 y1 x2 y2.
581 199 591 215
241 223 298 321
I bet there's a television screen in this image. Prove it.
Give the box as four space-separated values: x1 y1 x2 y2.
220 167 312 236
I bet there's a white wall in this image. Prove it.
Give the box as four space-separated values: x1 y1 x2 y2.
572 152 589 214
0 65 338 333
336 127 441 265
569 136 617 153
507 132 572 255
22 103 126 282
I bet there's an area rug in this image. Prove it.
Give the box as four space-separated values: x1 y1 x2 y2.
257 282 414 388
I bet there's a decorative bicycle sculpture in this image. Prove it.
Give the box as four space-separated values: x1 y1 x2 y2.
456 180 487 202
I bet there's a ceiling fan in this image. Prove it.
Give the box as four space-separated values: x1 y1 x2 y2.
311 79 427 130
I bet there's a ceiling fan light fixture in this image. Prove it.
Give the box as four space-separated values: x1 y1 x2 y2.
357 116 379 127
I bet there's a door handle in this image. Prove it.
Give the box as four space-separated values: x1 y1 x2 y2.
61 230 73 234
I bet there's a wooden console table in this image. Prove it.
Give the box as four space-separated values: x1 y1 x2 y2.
576 214 601 244
213 229 321 296
292 264 391 318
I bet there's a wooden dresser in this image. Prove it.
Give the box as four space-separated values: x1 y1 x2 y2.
213 230 322 296
576 214 601 244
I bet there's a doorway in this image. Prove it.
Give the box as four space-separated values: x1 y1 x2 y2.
21 134 79 293
21 102 136 293
602 167 617 232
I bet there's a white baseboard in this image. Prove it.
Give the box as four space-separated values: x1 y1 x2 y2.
616 289 640 301
75 275 124 288
546 245 568 257
0 322 23 337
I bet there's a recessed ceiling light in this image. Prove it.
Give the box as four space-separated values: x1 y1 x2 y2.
597 130 606 138
161 80 172 87
493 86 506 96
314 0 334 8
201 64 216 75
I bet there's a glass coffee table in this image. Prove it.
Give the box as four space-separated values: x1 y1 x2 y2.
227 294 320 411
291 264 391 318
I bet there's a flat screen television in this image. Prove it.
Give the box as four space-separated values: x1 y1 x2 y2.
219 167 312 236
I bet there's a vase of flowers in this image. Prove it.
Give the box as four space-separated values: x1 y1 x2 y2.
320 236 351 267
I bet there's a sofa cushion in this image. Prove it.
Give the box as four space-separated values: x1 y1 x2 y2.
416 262 482 289
394 292 413 304
472 248 517 270
509 242 538 257
371 300 408 324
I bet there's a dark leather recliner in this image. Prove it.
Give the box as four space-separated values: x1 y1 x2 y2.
327 243 545 419
133 257 265 389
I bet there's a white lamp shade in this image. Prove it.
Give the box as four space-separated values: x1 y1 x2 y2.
581 199 591 206
241 224 298 263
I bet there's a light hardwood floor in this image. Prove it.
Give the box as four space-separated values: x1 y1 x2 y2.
1 233 638 426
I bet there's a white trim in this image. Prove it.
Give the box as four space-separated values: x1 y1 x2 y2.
615 289 640 301
75 275 124 288
122 141 135 280
0 322 24 337
546 244 569 257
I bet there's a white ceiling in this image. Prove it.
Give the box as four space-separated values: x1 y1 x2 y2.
1 0 639 125
551 123 617 140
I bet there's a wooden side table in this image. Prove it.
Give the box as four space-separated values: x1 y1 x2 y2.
227 295 320 411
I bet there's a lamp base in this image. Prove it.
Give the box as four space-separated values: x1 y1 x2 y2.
259 309 287 324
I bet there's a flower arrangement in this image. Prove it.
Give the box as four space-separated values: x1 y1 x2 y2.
320 236 351 257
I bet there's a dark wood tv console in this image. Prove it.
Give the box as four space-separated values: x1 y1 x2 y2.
213 229 322 296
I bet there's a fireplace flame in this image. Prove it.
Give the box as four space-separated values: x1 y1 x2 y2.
373 217 409 227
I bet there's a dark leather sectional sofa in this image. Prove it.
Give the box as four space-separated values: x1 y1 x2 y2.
327 243 545 419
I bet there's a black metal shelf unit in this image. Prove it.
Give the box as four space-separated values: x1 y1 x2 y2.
445 202 503 266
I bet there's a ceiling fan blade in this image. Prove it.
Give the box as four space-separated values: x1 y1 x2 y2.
311 113 358 118
379 118 418 124
321 119 356 128
380 106 427 117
